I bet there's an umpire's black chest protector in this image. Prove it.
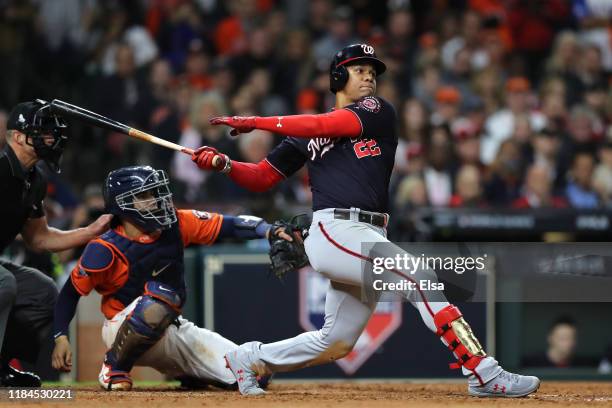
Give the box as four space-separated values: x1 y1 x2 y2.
0 145 47 252
100 223 186 309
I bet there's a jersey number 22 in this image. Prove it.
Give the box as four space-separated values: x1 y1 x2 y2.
353 139 381 159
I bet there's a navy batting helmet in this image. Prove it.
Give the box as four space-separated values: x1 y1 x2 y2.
103 166 177 232
329 44 386 93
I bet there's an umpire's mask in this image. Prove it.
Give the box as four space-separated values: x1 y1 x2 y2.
7 99 68 173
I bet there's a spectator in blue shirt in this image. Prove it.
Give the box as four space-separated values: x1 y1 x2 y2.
565 151 599 208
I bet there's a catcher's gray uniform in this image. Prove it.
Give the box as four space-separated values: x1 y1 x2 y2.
102 296 237 384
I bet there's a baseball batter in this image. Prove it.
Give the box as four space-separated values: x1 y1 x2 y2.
51 165 286 390
191 44 540 397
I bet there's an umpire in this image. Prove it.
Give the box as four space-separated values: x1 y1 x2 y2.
0 100 112 386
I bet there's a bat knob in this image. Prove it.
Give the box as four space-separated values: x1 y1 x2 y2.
212 154 230 173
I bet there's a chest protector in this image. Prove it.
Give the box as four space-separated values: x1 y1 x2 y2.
100 223 186 309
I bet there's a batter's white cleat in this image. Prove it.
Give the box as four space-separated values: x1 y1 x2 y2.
224 342 266 396
98 361 133 391
468 369 540 398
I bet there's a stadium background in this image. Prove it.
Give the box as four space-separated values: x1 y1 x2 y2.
1 0 612 387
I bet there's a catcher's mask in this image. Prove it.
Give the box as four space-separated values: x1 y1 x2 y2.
7 99 68 173
103 166 177 233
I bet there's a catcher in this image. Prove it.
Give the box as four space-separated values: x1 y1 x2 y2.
51 165 297 390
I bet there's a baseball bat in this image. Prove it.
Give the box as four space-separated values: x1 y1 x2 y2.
49 99 194 156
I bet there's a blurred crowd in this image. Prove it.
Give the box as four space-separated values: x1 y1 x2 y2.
522 315 611 372
1 0 612 234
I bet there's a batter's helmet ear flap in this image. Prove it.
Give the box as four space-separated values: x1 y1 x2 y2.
329 44 386 94
330 64 349 94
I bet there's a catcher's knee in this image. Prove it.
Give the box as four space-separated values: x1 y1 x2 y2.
129 282 181 339
108 283 181 371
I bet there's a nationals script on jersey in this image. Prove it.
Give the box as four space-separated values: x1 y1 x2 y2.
267 97 397 212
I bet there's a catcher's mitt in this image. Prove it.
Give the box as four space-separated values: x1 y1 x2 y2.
268 215 310 279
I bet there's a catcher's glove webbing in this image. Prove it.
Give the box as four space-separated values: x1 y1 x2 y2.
268 214 310 279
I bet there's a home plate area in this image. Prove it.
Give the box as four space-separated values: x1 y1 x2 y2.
17 381 612 408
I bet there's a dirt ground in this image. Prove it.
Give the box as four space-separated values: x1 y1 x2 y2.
2 381 612 408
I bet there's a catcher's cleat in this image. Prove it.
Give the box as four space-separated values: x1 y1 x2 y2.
0 363 41 387
98 361 133 391
468 369 540 398
224 342 266 396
